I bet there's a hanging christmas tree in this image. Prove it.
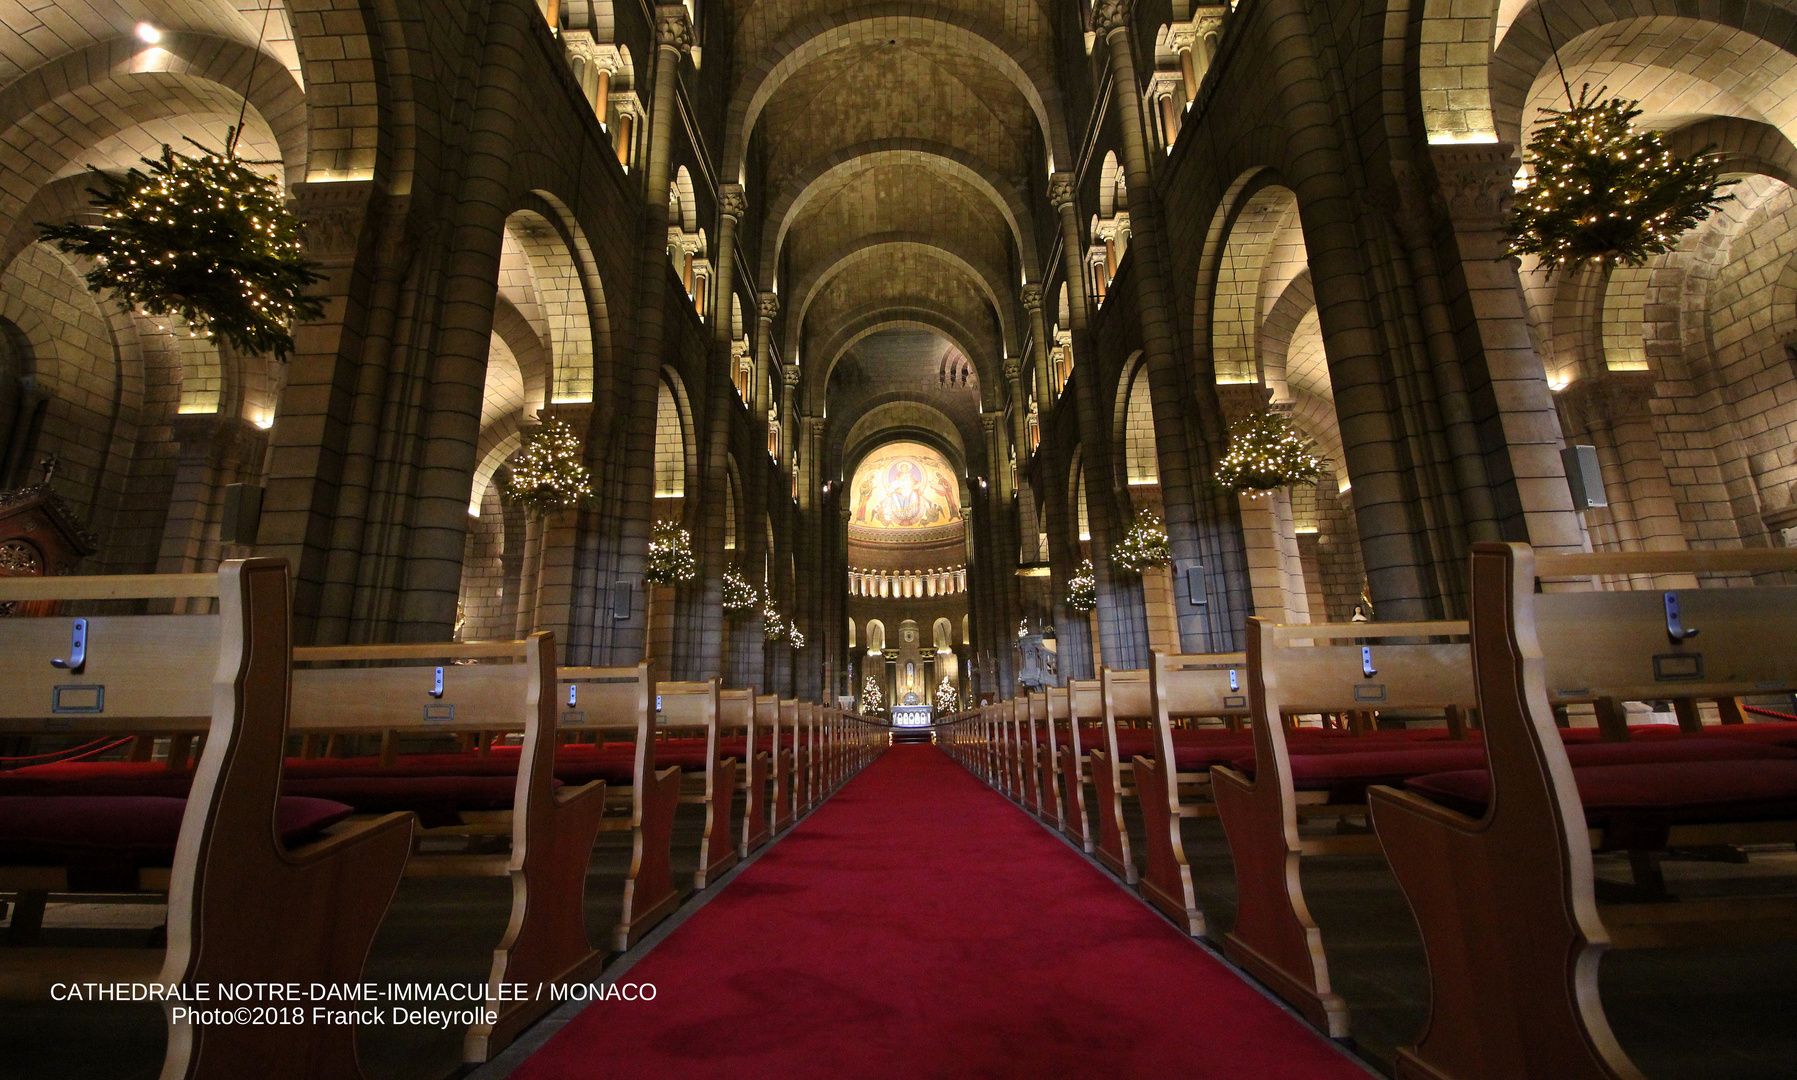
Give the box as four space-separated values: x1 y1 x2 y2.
1066 558 1097 612
722 567 759 614
1112 509 1172 575
763 600 785 640
787 623 806 650
645 520 698 586
1215 409 1324 495
1508 85 1730 273
503 419 592 512
934 677 959 714
39 135 325 359
860 674 885 716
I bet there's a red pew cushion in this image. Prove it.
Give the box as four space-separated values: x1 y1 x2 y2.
0 795 353 890
283 775 546 827
1241 738 1795 803
1405 758 1797 849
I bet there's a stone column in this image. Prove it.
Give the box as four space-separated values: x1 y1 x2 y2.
1426 142 1583 557
1094 0 1244 655
690 184 746 679
1021 285 1052 429
597 4 691 663
1048 172 1149 670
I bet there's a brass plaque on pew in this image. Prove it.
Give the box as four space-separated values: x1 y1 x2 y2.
423 704 454 722
1652 653 1703 681
564 711 586 725
1354 684 1387 702
51 685 104 713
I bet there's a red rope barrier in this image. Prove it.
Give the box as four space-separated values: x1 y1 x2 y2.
0 736 133 766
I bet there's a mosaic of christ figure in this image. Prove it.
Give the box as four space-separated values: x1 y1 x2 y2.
852 447 959 529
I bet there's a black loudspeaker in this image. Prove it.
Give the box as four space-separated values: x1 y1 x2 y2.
1184 563 1208 606
1561 445 1607 510
221 483 264 545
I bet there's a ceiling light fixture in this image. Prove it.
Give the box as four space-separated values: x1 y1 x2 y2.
136 23 162 43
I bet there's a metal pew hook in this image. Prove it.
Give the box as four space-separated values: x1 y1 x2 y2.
1361 645 1377 679
51 619 86 673
429 666 445 698
1664 592 1698 645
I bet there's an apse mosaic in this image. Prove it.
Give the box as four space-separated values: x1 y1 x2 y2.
849 442 960 532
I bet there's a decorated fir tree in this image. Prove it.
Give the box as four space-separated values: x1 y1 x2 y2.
645 520 698 586
40 135 325 359
1066 558 1097 612
1215 410 1324 495
1112 509 1172 575
860 674 885 716
502 419 592 512
787 624 806 649
722 567 759 614
763 600 785 640
1508 86 1730 274
934 677 959 714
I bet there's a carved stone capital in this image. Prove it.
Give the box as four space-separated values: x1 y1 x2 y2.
981 414 999 434
1427 142 1520 227
1558 370 1657 423
1003 360 1021 380
1047 173 1076 212
758 292 780 320
654 5 693 52
782 365 801 387
1091 0 1134 37
718 184 747 221
1020 283 1043 312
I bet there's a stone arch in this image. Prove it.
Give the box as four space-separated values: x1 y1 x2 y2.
1203 177 1301 385
1487 4 1797 149
653 371 697 506
865 618 885 652
810 308 998 415
932 617 953 650
1113 355 1159 489
0 34 307 261
758 139 1036 283
1190 166 1286 373
841 401 969 477
787 235 1017 360
1098 151 1125 217
721 5 1071 181
502 191 609 405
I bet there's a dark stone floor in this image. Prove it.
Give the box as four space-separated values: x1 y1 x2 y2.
1094 779 1797 1079
0 799 716 1080
8 772 1797 1080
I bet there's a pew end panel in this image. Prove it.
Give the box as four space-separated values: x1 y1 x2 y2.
560 666 681 953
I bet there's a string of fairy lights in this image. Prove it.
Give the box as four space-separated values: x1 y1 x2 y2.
646 520 699 586
39 135 324 359
502 419 592 512
1215 409 1324 496
1111 509 1172 575
1508 85 1731 273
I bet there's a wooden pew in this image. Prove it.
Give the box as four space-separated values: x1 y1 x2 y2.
1209 621 1473 1036
559 665 683 951
1056 679 1103 854
1369 543 1797 1080
1130 651 1250 935
745 694 778 854
1030 691 1062 829
719 689 768 861
774 699 798 831
0 561 415 1080
289 632 608 1062
655 680 739 889
1088 670 1151 884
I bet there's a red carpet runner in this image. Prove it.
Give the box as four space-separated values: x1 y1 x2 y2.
509 745 1370 1079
